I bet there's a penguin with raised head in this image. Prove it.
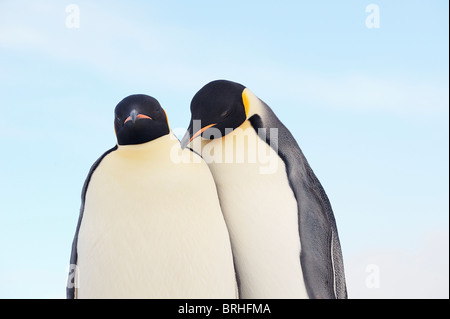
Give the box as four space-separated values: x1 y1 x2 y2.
180 80 347 299
67 94 237 299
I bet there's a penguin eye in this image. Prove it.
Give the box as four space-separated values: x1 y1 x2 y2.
221 110 231 118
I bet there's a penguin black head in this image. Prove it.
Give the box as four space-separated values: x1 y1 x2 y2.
114 94 170 146
180 80 249 149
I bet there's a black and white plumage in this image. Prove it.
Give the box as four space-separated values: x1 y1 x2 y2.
67 94 237 299
181 80 347 299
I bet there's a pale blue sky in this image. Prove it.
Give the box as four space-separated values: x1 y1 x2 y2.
0 1 448 298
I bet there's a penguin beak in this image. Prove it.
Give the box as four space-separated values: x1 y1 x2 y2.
180 122 216 149
124 110 152 124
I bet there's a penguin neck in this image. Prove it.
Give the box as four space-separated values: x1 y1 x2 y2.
116 132 178 159
244 88 265 120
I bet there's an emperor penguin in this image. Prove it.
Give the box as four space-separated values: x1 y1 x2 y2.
180 80 347 299
67 94 237 299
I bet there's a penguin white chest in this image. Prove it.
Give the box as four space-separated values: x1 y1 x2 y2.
76 138 237 298
196 122 309 299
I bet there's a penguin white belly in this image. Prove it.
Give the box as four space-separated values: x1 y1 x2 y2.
197 122 309 299
76 136 237 298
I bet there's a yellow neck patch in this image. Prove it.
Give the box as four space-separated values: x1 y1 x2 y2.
242 89 250 118
162 108 170 129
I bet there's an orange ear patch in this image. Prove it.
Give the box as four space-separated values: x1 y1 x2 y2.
242 89 250 118
162 108 170 128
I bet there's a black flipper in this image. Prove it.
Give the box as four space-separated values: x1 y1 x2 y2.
66 145 118 299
